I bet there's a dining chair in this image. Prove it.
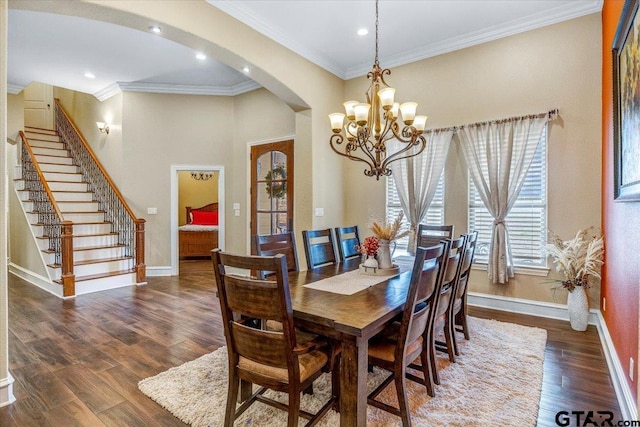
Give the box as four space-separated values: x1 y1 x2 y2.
334 225 361 262
252 231 299 279
416 224 455 247
302 229 338 269
429 235 466 386
211 249 339 427
450 231 478 355
366 243 447 425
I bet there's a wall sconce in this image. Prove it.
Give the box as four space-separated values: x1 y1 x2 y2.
96 122 110 134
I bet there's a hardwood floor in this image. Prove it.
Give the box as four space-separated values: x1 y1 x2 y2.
0 260 621 426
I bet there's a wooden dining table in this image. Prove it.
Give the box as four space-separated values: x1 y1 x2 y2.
285 258 414 427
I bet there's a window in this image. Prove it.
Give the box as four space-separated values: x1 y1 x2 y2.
386 172 445 251
468 127 547 268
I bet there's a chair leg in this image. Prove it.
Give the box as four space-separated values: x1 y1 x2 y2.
419 347 435 397
225 371 239 427
288 386 301 427
332 360 341 412
444 313 456 363
429 330 440 385
395 369 411 427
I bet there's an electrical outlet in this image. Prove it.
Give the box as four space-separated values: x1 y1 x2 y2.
147 207 157 215
630 357 634 381
603 297 606 312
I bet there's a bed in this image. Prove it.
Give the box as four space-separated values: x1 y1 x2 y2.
179 202 219 258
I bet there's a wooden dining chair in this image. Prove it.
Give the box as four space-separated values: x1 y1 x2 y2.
334 225 361 262
301 229 338 269
252 231 299 279
366 243 447 425
211 249 339 427
429 235 466 385
416 224 454 247
449 231 478 355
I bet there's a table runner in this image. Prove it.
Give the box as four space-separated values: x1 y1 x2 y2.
303 268 400 295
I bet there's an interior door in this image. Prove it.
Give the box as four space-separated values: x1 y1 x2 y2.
24 82 54 129
251 140 294 247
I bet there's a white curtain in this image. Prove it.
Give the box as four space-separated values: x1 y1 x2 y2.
457 112 554 284
389 129 454 254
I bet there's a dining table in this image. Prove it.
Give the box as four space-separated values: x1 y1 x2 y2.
284 257 414 427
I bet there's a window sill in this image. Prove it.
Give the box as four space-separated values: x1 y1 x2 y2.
471 263 550 277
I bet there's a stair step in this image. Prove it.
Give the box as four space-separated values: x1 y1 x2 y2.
58 201 100 212
43 171 84 182
31 146 70 157
61 212 106 223
31 222 113 237
25 126 58 136
47 181 89 192
53 268 136 284
48 258 134 278
35 155 74 166
38 163 79 174
52 191 94 202
24 132 60 143
28 140 66 150
42 245 126 264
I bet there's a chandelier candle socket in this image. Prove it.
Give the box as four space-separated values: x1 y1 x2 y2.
328 0 428 179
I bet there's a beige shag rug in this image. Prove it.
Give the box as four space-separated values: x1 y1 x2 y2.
139 317 546 426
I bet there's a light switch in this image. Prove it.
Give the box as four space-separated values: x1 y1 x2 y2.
315 208 324 217
233 203 240 210
147 207 157 215
234 209 240 217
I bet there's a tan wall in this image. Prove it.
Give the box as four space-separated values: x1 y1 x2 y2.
344 14 602 306
178 171 219 226
7 92 23 145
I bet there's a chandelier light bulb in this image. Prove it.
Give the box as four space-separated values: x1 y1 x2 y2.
413 115 428 132
354 103 371 126
343 100 358 120
377 87 396 110
389 102 400 119
400 102 418 125
329 113 345 132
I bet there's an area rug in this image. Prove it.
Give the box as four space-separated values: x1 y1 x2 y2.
138 317 547 426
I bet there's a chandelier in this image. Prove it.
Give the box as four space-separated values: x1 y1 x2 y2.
328 0 427 180
190 171 213 181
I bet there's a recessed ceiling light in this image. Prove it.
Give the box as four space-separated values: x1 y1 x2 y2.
149 25 162 34
195 52 206 61
84 72 96 79
242 66 250 74
357 28 369 36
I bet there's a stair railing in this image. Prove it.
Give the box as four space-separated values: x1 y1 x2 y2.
54 99 146 283
19 131 76 296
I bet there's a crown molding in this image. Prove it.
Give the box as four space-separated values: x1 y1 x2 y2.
7 83 23 94
116 80 261 97
93 82 121 101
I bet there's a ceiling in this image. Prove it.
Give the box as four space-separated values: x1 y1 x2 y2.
7 0 602 101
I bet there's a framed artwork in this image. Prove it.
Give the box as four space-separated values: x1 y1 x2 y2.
613 0 640 201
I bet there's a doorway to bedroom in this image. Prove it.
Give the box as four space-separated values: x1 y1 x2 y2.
171 165 225 276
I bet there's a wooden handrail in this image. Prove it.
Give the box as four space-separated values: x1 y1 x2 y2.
19 131 65 222
54 98 140 222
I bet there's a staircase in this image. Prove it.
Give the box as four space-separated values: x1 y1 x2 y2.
14 125 143 297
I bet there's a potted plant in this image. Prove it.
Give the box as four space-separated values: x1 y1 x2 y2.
546 227 604 331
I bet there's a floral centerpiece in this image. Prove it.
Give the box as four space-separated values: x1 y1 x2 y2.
368 212 410 269
545 227 604 331
356 236 380 269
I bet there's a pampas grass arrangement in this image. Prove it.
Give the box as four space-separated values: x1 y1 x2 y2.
369 212 410 242
546 227 604 292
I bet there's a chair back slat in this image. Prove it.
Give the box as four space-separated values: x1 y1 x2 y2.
335 225 361 262
417 224 454 248
302 229 338 269
224 275 286 320
456 231 478 299
252 232 299 278
231 322 290 367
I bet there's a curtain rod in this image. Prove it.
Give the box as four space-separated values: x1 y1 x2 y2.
458 109 559 129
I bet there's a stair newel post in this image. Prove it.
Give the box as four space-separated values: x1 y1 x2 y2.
61 220 75 297
135 219 146 283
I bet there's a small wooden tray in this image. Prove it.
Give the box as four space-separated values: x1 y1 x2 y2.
359 264 400 276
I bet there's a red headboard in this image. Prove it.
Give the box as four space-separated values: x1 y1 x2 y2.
186 202 219 224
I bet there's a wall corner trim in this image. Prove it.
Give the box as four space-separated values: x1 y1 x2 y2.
0 372 16 408
469 292 636 419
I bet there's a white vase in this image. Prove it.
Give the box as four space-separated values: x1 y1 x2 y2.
376 239 396 269
363 255 379 269
567 285 589 331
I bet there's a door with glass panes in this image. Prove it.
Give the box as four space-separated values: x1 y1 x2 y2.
251 140 294 245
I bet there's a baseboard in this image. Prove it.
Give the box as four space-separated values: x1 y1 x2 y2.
469 292 637 419
595 311 637 420
8 263 62 298
0 373 16 408
146 266 173 276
